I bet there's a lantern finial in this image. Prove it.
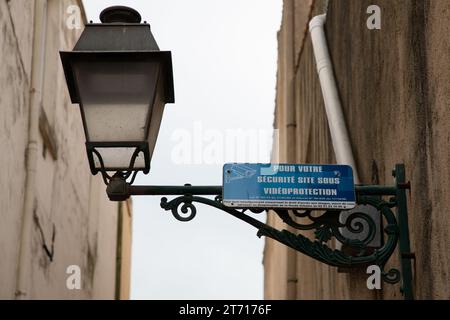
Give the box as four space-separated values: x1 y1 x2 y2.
100 6 142 24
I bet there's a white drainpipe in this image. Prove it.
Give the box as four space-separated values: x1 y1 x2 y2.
15 0 48 299
309 14 360 183
309 15 384 252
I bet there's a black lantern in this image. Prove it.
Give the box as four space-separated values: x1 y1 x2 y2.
60 6 174 182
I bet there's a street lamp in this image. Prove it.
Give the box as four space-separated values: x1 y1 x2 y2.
60 6 174 183
60 6 414 299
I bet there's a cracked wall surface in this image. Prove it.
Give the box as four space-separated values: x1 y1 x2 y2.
0 0 130 299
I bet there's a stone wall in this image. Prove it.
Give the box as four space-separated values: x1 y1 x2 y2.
265 0 450 299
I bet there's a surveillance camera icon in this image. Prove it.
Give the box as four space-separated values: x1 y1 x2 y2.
225 164 257 183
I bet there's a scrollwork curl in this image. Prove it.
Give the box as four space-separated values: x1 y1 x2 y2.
382 268 401 284
160 196 197 222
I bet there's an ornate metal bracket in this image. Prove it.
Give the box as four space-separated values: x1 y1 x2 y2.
105 164 414 299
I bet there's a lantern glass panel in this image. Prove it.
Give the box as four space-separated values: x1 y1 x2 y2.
73 58 161 142
93 147 146 171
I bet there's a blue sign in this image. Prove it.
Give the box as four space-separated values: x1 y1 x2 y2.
222 163 356 209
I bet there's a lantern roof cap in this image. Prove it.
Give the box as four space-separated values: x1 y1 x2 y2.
59 7 174 104
100 6 142 24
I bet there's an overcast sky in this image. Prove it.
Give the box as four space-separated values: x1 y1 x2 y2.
82 0 282 299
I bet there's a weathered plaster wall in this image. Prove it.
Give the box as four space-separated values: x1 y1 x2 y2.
265 0 450 299
0 0 129 299
0 0 32 298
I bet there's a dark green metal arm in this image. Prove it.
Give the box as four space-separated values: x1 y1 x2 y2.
106 164 414 299
155 188 402 283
